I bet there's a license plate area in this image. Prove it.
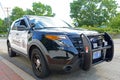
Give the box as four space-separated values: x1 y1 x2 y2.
93 43 98 48
93 51 101 59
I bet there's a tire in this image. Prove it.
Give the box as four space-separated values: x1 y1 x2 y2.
31 48 49 78
7 42 16 57
82 53 92 71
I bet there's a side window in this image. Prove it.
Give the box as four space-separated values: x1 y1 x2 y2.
12 19 27 30
20 19 27 27
12 21 20 30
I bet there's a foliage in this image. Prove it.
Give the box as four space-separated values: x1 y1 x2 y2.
0 2 55 34
70 0 118 27
32 2 55 16
81 25 120 34
25 9 34 15
25 2 55 16
0 18 4 27
10 2 55 22
10 7 25 21
0 18 7 34
108 13 120 29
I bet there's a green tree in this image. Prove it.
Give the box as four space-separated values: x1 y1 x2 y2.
25 9 34 15
32 2 55 16
70 0 117 27
109 13 120 28
10 7 25 21
0 18 7 34
0 18 3 27
10 2 55 21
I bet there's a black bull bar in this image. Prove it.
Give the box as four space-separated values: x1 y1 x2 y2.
80 33 114 70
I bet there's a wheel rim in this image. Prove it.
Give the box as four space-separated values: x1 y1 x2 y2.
33 54 42 73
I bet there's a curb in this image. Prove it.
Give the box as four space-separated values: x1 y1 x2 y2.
0 56 35 80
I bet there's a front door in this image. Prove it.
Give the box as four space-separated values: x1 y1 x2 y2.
10 18 29 54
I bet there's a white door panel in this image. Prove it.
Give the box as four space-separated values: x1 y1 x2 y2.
10 30 28 54
9 30 20 50
9 18 29 55
19 31 28 54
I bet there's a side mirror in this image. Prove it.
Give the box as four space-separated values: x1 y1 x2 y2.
30 23 35 28
17 25 26 31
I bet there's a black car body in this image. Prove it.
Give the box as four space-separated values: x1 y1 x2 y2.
7 15 114 78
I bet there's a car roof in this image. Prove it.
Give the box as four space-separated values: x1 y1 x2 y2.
23 15 53 20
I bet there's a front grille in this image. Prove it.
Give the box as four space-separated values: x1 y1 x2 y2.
69 36 84 52
69 35 103 52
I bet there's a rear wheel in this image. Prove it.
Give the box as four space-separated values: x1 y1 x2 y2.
7 42 16 57
31 48 49 78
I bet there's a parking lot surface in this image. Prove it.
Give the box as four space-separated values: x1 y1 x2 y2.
0 39 120 80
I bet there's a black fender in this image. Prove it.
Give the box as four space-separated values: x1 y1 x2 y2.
27 39 50 65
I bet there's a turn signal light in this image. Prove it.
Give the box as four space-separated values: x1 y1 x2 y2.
45 35 60 40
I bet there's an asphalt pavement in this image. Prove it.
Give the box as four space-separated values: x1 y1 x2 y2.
0 38 120 80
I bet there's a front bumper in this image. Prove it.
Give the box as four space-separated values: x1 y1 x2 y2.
48 55 81 72
81 33 114 62
47 33 114 72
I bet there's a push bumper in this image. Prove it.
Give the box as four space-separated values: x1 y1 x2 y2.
80 32 114 70
47 33 114 72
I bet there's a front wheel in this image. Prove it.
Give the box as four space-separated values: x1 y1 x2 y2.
7 42 16 57
31 48 49 78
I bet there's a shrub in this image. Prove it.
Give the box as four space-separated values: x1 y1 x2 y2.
80 26 120 35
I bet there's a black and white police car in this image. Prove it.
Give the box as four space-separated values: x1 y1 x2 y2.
7 15 114 78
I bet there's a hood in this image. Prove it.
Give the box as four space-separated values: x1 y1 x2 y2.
36 27 99 35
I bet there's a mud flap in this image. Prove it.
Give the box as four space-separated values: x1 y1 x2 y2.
104 33 114 62
80 34 92 71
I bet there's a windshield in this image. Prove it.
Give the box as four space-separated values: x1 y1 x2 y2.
29 17 70 29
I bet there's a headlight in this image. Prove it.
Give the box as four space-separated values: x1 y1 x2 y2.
45 34 73 47
45 35 66 40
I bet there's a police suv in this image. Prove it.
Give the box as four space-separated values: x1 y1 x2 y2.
7 15 114 78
